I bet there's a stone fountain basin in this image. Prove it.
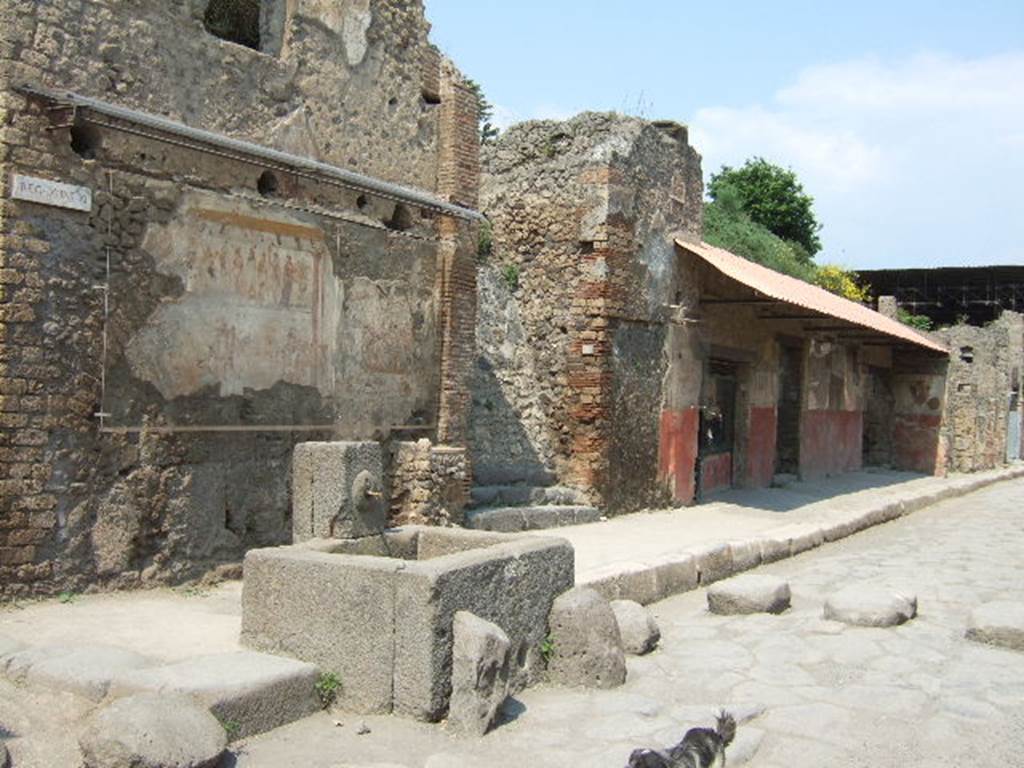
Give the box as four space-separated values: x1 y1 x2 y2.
240 526 574 721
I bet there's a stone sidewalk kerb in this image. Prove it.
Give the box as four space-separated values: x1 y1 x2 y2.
565 465 1024 605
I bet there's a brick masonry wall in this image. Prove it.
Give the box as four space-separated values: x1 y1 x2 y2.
476 114 702 511
937 313 1023 472
435 60 480 450
0 0 480 597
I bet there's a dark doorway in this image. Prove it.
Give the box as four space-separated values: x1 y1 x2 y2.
697 359 737 497
776 341 802 476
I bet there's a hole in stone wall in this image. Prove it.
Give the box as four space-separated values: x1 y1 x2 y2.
384 203 413 232
70 123 102 159
356 194 368 210
422 89 441 105
960 346 974 363
203 0 261 50
580 241 595 254
257 170 279 197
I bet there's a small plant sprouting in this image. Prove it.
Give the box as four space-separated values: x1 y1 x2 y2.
502 263 520 292
218 717 242 740
477 219 493 261
540 635 555 663
315 671 342 709
58 591 77 605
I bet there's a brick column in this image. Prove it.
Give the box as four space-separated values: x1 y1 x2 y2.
434 59 479 448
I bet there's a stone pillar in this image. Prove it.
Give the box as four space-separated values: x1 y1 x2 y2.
878 295 899 320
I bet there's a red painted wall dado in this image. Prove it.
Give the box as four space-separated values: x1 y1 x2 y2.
659 407 699 503
893 413 943 474
800 410 863 479
699 452 733 496
744 406 777 488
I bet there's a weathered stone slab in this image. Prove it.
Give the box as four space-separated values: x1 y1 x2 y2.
585 563 661 605
757 535 791 564
78 693 226 768
110 652 319 739
448 612 511 736
965 601 1024 651
823 586 917 627
610 600 660 655
24 645 155 702
652 554 699 599
464 505 599 532
292 441 385 541
392 533 574 720
547 586 626 689
707 575 791 616
728 540 762 572
693 543 735 585
241 545 403 714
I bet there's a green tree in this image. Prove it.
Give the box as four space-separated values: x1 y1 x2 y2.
704 158 867 303
465 79 500 145
704 190 816 282
708 157 822 258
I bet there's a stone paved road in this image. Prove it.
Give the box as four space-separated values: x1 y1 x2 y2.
232 476 1024 768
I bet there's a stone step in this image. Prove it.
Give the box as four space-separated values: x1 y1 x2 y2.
468 484 588 509
465 505 601 532
2 643 156 702
109 651 320 739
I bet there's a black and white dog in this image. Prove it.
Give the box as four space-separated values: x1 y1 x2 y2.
625 711 736 768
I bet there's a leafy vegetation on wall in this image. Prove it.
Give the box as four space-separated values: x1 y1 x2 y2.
704 157 869 303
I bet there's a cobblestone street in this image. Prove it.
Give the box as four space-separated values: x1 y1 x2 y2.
230 476 1024 767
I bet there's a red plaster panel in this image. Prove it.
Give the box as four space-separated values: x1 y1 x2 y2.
800 410 863 480
659 408 698 504
893 413 943 475
744 407 777 488
700 452 733 496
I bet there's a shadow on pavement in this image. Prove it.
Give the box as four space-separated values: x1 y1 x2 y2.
707 469 928 513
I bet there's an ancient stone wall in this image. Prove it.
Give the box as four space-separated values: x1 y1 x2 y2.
475 114 702 511
0 0 479 597
388 439 469 527
937 313 1023 473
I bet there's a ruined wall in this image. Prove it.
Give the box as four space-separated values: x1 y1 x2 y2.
475 114 702 511
0 0 479 597
936 313 1023 473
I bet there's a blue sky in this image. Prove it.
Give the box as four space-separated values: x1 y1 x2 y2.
424 1 1024 269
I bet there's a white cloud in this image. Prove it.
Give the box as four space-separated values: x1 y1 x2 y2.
690 52 1024 268
690 106 886 192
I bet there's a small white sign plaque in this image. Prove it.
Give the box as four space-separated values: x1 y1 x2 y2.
10 174 92 212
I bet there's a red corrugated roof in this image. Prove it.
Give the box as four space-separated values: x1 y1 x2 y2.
676 240 948 354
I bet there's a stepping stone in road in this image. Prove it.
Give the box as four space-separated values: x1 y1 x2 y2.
965 601 1024 651
823 585 917 627
707 574 791 615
